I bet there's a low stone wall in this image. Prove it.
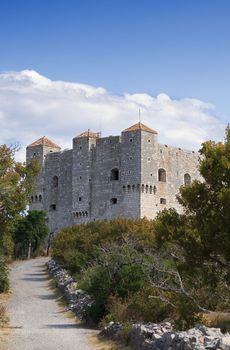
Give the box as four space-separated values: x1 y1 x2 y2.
102 322 230 350
47 260 230 350
46 259 92 320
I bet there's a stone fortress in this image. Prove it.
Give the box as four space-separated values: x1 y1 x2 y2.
27 122 201 234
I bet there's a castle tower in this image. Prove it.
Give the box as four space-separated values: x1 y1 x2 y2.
72 131 98 222
121 122 158 218
26 137 61 211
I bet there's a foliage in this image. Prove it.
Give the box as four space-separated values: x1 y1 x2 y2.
0 144 40 258
152 126 230 326
0 256 9 293
14 210 49 258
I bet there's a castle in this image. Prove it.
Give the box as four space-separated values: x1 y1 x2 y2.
26 122 201 234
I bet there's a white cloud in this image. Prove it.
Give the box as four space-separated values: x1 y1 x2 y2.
0 70 226 162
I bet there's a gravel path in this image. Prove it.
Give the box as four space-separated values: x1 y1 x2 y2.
7 258 98 350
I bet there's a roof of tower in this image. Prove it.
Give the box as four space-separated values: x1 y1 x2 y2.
27 136 61 149
75 131 98 138
122 122 158 134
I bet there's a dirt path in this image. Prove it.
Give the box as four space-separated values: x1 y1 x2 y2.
6 258 99 350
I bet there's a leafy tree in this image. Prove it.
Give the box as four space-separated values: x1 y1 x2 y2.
153 126 230 321
0 144 40 258
14 210 49 258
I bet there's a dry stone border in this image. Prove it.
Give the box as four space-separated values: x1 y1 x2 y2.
46 259 92 320
47 260 230 350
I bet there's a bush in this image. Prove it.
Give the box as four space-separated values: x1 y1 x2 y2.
0 256 9 293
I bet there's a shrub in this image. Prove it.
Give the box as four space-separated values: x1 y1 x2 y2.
0 256 9 293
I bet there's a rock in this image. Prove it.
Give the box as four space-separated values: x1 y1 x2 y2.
46 259 92 321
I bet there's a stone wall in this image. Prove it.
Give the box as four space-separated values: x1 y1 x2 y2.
27 123 202 234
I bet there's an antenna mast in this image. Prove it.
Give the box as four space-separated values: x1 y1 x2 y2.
138 108 141 125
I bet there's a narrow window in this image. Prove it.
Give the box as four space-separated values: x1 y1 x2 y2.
31 196 34 203
158 168 166 182
35 195 38 203
110 198 117 204
129 138 133 142
39 195 42 202
52 176 58 188
184 173 191 186
79 197 82 202
110 168 119 181
49 204 56 211
160 198 166 205
153 186 157 194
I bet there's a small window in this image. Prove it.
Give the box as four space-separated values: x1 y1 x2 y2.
79 197 82 202
129 138 133 142
35 195 38 203
153 186 157 194
52 176 58 188
110 198 117 204
39 195 42 202
50 204 56 211
150 173 153 177
79 176 82 180
79 162 82 166
148 139 151 143
184 173 191 186
160 198 166 205
79 146 82 150
30 196 34 203
110 168 119 181
158 168 166 182
147 157 151 162
33 152 37 157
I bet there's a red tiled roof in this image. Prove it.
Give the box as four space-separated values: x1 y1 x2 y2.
75 131 98 138
27 136 61 149
123 122 158 134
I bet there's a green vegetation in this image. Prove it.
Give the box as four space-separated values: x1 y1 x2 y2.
14 210 49 259
0 144 48 293
52 126 230 329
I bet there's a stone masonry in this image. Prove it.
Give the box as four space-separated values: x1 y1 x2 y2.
26 122 201 234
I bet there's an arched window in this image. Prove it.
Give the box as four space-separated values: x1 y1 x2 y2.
35 195 38 203
30 196 34 203
141 184 145 193
52 176 58 188
39 195 42 202
158 168 166 182
146 185 149 193
127 185 131 192
153 185 157 194
149 185 153 194
184 173 191 186
110 168 119 181
132 184 135 191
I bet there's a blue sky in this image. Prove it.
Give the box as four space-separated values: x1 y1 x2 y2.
0 0 229 159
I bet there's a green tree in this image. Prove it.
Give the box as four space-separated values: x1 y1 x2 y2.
0 144 40 258
14 210 49 258
153 126 230 322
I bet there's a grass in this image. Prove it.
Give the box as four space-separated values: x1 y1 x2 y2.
89 334 131 350
202 312 230 333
